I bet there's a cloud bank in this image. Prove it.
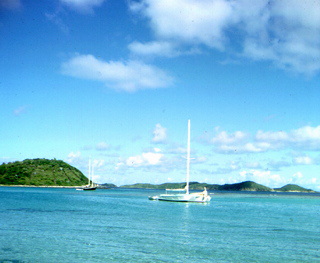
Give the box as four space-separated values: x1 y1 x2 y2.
211 125 320 153
64 123 320 189
130 0 320 74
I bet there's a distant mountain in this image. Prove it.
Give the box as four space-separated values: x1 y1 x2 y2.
120 181 316 193
99 183 117 189
0 158 88 186
120 182 214 190
120 181 271 191
121 182 189 189
274 184 315 193
217 181 273 191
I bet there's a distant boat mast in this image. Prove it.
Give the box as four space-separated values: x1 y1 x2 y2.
186 119 191 194
91 162 94 187
88 158 92 186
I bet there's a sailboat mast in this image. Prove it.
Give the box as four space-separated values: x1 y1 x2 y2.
91 163 94 187
88 158 91 186
186 119 191 194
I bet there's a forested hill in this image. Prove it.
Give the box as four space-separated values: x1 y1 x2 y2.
274 184 315 192
121 181 272 191
121 181 316 193
0 158 88 186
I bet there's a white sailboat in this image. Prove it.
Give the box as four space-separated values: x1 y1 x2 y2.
149 120 211 202
76 159 97 191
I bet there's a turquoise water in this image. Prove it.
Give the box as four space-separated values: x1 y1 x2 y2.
0 187 319 263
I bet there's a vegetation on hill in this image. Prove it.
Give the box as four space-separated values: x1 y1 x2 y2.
0 158 88 186
120 181 315 192
121 181 272 191
120 181 271 191
217 181 273 191
274 184 315 193
99 183 117 189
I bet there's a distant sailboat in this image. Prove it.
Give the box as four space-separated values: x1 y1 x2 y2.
77 159 97 191
149 120 211 202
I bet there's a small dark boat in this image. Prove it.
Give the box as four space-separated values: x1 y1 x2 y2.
82 186 97 191
76 159 96 191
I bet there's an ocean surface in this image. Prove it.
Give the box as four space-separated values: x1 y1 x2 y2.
0 187 319 263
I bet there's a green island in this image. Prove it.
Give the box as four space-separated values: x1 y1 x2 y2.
121 181 316 193
0 158 88 187
0 158 117 188
0 159 316 192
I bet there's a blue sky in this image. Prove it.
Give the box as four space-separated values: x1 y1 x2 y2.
1 0 320 190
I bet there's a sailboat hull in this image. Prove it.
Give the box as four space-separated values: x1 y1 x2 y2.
157 193 211 202
76 187 97 191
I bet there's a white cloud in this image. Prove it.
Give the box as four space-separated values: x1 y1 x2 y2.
241 0 320 74
64 153 110 183
92 158 105 167
61 54 173 92
66 151 82 164
211 128 273 153
152 123 167 143
129 41 178 57
257 126 320 150
293 156 314 165
121 149 164 167
211 125 320 154
154 147 161 153
129 41 201 57
212 129 247 145
239 170 286 188
234 170 319 190
60 0 106 14
291 126 320 146
288 172 318 190
130 0 233 50
126 155 144 167
217 143 266 153
142 152 163 165
292 171 303 181
256 130 289 142
130 0 320 75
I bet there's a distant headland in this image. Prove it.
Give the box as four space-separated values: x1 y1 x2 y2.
0 158 117 188
0 158 88 187
0 158 316 193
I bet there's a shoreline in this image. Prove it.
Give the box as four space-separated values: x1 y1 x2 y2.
1 185 317 194
0 185 83 188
